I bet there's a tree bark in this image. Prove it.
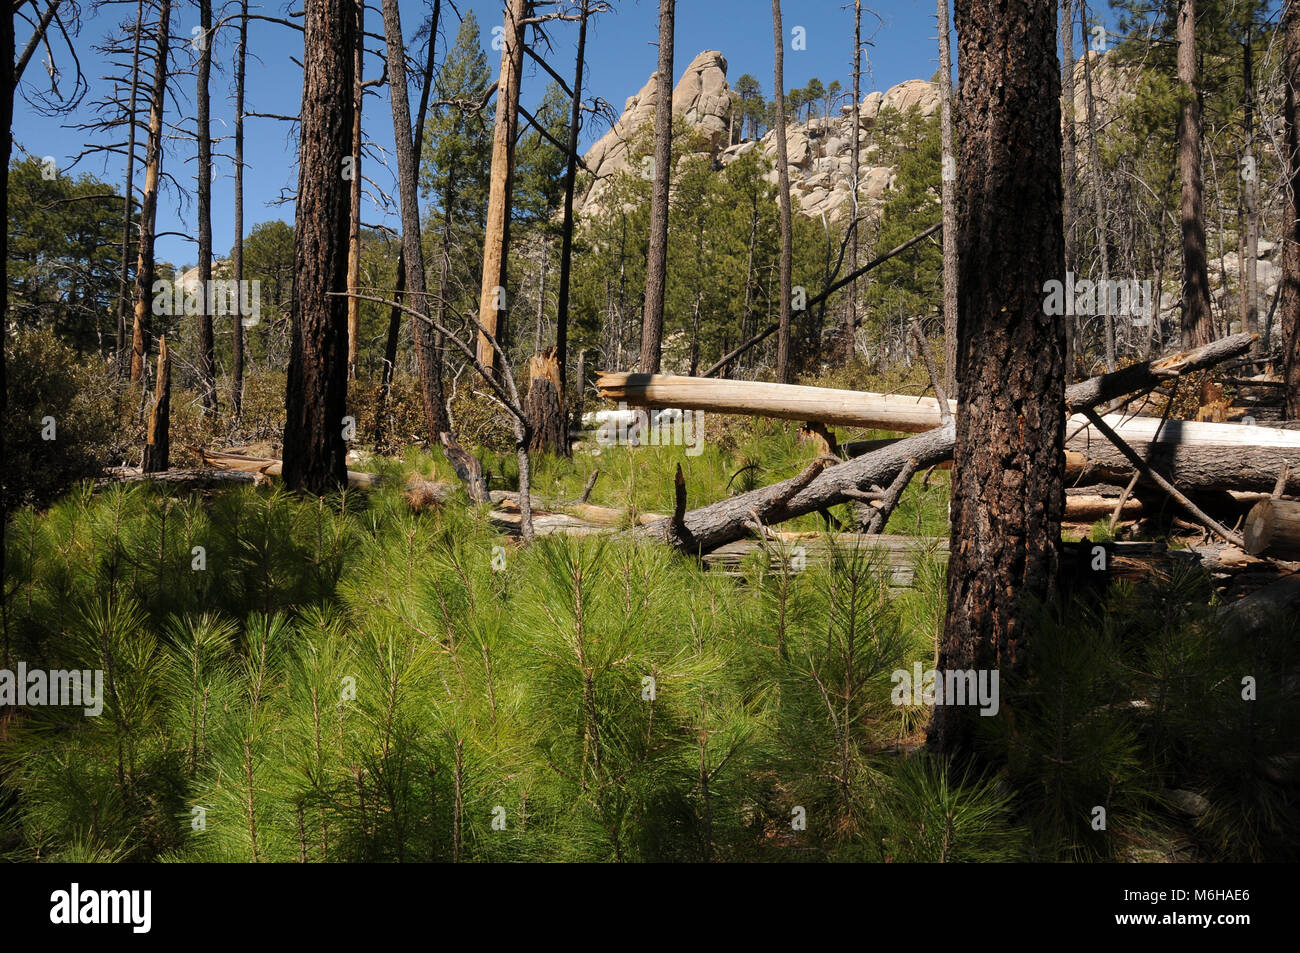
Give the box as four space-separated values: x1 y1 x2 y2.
1282 0 1300 416
556 0 590 389
931 0 1066 755
1081 1 1113 371
196 0 218 414
1242 28 1259 353
130 0 172 383
1060 0 1078 379
843 0 861 366
937 0 959 395
346 0 364 380
476 0 529 375
1177 0 1214 349
639 0 675 374
142 336 171 473
381 0 449 437
231 0 248 418
281 0 357 493
771 0 794 382
116 0 144 374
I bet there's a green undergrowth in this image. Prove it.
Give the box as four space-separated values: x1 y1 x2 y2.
1 448 1296 862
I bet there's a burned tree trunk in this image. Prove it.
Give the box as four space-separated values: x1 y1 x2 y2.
1060 0 1078 379
771 0 794 382
116 0 144 375
231 0 248 418
142 336 171 473
524 349 566 454
1177 0 1214 349
1282 0 1300 417
282 0 357 493
931 0 1066 755
346 0 364 380
196 0 217 414
130 0 172 383
381 0 449 437
638 0 674 374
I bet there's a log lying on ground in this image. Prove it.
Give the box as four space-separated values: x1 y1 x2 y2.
98 467 262 490
1243 499 1300 559
200 449 382 489
636 337 1255 553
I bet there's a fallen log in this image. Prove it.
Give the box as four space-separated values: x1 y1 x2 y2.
637 338 1257 552
1243 499 1300 559
199 449 382 489
98 467 262 490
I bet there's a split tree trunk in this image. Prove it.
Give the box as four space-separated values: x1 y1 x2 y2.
524 349 566 454
142 336 171 473
476 0 529 375
282 0 357 493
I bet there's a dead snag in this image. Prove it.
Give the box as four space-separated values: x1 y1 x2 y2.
524 348 567 454
142 336 171 473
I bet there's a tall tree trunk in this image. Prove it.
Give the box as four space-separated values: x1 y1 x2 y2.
1081 1 1113 370
937 0 959 395
281 0 357 493
771 0 794 382
1060 0 1078 379
1242 27 1259 353
1283 0 1300 417
116 0 144 375
231 0 248 418
639 0 675 374
843 0 861 365
2 3 14 616
930 0 1066 756
381 0 448 437
196 0 217 414
142 336 171 472
130 0 172 383
1177 0 1213 348
556 0 590 389
476 0 529 375
346 0 363 380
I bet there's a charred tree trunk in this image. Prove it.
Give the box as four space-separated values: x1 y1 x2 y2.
639 0 675 374
282 0 357 493
476 0 529 375
556 0 589 389
381 0 449 438
1177 0 1214 349
1060 0 1078 379
1081 0 1113 371
930 0 1066 756
116 0 144 375
196 0 217 414
938 0 959 396
524 349 565 453
346 0 363 380
130 0 172 383
771 0 794 382
142 336 171 473
1285 1 1300 417
231 0 248 418
1242 28 1259 352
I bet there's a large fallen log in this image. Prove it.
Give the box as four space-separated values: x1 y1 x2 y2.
199 449 382 489
1243 499 1300 559
636 337 1255 552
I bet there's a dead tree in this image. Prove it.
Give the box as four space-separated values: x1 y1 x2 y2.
115 0 145 374
638 0 674 374
937 0 959 395
195 0 218 414
231 0 248 418
843 0 863 366
1080 0 1113 371
771 0 794 382
282 0 357 493
476 0 530 376
346 0 364 380
1177 0 1214 348
1060 0 1078 378
1285 0 1300 417
130 0 173 383
142 336 171 472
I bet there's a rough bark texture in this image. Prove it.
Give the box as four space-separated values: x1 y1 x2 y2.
938 0 959 395
1283 1 1300 417
1178 0 1214 349
1060 0 1077 378
346 0 363 379
639 0 674 374
196 0 217 414
130 0 172 382
142 336 171 472
931 0 1066 755
524 349 566 453
282 0 356 493
771 0 794 382
381 0 449 437
476 0 529 374
232 0 248 417
3 3 14 602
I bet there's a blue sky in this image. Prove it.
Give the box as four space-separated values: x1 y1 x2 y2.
10 0 1077 269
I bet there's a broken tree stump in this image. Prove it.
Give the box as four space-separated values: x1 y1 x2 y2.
523 348 567 455
142 335 171 473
